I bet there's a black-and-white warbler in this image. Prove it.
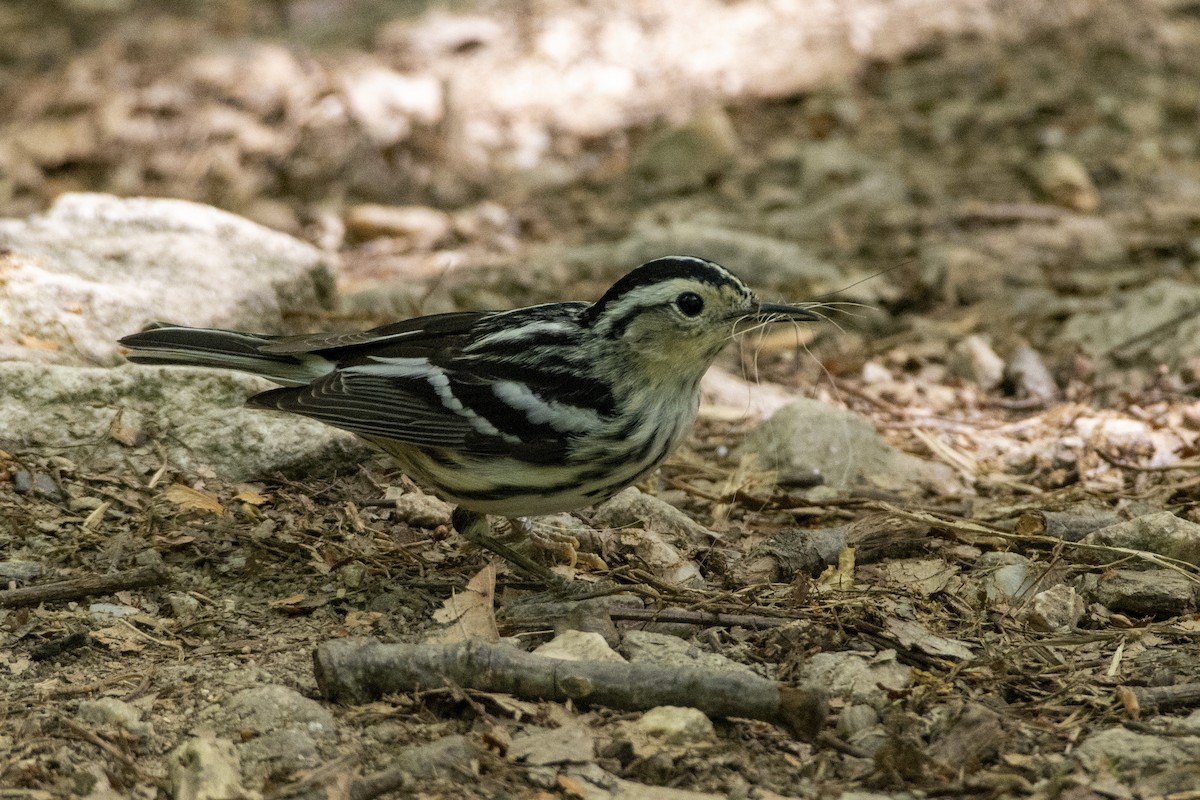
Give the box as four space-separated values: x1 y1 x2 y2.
120 256 817 577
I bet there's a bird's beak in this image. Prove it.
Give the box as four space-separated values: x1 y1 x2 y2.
753 302 820 322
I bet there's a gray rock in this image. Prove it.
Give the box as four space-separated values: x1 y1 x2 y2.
742 399 963 494
393 735 481 780
510 724 595 766
89 603 141 619
1082 511 1200 566
630 706 715 746
214 685 336 740
950 335 1005 390
1059 278 1200 369
0 362 367 481
1077 569 1199 616
1073 726 1200 775
593 487 715 545
388 489 454 528
78 697 154 740
835 704 880 737
1023 584 1085 632
534 630 626 663
169 733 255 800
974 553 1038 604
209 685 336 787
1006 342 1057 402
11 469 63 501
167 592 202 618
0 193 335 365
927 702 1004 770
237 728 322 785
795 651 912 710
621 630 756 676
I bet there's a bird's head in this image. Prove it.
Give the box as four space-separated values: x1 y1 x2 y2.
583 256 818 379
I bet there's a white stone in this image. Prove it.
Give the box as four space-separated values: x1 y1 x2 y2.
0 194 335 365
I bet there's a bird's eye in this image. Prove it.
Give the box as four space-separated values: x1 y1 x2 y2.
676 291 704 317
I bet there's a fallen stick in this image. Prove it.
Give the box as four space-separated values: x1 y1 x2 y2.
1015 510 1120 542
314 638 826 740
0 565 168 609
1131 683 1200 712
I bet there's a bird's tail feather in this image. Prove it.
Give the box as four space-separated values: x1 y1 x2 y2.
118 323 331 387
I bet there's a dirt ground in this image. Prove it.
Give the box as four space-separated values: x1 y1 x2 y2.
4 1 1200 798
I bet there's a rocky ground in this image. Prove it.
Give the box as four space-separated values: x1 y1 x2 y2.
4 1 1200 798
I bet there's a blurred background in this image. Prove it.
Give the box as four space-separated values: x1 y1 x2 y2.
2 0 1198 398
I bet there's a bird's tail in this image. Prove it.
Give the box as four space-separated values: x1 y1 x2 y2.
118 323 332 387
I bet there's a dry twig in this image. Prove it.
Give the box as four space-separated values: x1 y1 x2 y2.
314 638 827 740
1129 683 1200 713
0 565 168 608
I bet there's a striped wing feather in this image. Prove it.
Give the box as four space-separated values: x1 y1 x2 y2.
248 309 574 463
250 370 482 448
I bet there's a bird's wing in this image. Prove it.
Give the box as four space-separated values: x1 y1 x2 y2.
248 305 596 463
248 357 569 462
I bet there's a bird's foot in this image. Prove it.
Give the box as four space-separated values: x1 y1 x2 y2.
451 507 567 587
507 517 607 572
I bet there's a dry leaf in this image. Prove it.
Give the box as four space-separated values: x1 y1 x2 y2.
235 486 268 505
107 409 141 446
165 483 224 516
82 501 111 530
345 609 383 631
885 617 975 661
90 625 146 653
818 545 856 589
270 593 329 615
427 563 499 643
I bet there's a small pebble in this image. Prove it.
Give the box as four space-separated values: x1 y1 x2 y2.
534 630 626 663
167 592 201 618
78 697 154 740
388 489 453 528
837 704 881 737
633 706 715 744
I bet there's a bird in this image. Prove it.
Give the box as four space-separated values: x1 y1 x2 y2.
119 255 818 579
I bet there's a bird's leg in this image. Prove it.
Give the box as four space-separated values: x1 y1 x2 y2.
451 507 564 584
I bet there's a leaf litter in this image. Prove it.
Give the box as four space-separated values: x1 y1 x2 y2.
6 1 1200 798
